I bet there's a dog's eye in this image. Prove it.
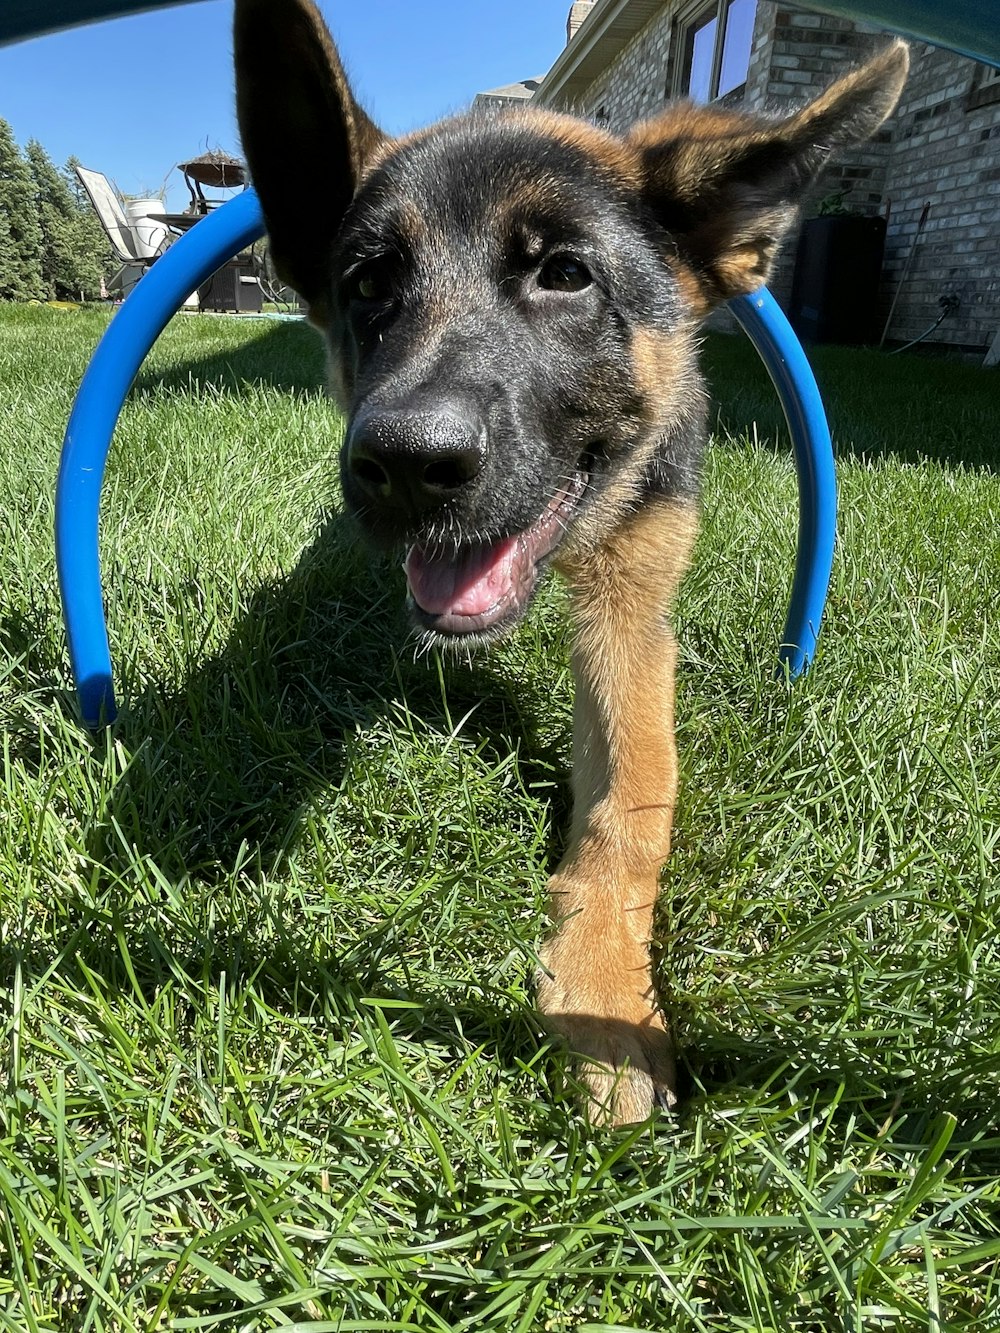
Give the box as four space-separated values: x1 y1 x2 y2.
348 266 391 304
538 255 593 293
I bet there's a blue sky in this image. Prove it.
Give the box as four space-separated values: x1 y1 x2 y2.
0 0 568 212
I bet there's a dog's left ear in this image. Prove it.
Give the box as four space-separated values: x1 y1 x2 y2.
630 40 908 310
234 0 389 314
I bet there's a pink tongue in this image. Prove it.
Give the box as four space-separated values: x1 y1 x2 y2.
405 537 521 617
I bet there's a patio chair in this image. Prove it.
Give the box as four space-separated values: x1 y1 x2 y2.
75 165 168 298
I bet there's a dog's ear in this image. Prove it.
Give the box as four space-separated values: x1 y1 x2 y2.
234 0 388 312
629 40 908 311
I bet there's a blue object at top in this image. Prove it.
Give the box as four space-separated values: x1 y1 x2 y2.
3 0 999 65
805 0 1000 67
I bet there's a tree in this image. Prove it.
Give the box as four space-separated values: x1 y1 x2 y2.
26 141 111 300
0 117 43 299
26 138 77 298
0 208 17 294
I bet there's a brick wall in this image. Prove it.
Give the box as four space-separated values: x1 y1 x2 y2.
744 4 896 313
879 47 1000 349
540 0 1000 351
748 5 893 219
573 8 674 129
748 6 1000 349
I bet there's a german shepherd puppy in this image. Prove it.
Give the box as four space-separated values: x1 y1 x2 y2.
234 0 907 1125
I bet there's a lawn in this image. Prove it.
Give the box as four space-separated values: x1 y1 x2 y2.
1 302 999 1331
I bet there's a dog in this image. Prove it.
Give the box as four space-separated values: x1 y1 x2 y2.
234 0 908 1125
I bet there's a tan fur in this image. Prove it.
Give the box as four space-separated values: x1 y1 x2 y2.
626 40 909 305
520 108 643 189
628 98 774 157
494 176 589 232
555 326 704 567
542 498 697 1123
630 327 695 414
709 219 790 296
793 38 909 134
669 256 713 322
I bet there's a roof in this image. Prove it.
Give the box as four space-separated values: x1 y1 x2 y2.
534 0 665 108
474 77 545 104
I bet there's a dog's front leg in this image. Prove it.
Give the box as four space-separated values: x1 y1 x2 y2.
540 497 697 1125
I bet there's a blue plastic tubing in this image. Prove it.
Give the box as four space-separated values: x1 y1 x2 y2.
56 188 265 726
55 187 836 727
730 288 837 679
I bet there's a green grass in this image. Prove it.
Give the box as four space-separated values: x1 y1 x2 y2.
1 302 999 1331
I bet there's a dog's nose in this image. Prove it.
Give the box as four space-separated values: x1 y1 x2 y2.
346 406 486 514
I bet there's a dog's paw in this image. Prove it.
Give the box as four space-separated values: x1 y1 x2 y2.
537 941 677 1127
555 1009 677 1127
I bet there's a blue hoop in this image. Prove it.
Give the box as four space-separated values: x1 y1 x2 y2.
730 288 837 678
56 189 264 727
55 186 836 727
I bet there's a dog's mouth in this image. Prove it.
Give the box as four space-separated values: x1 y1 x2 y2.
403 467 590 638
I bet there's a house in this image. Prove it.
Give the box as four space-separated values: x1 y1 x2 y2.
515 0 1000 355
473 77 544 111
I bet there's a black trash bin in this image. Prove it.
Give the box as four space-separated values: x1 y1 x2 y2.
789 215 886 345
198 259 263 313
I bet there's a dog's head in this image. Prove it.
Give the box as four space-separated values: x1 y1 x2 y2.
235 0 906 645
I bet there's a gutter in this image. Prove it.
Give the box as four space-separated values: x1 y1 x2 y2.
534 0 665 107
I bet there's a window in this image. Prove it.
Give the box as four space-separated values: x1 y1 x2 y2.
678 0 757 102
967 61 1000 111
683 8 718 103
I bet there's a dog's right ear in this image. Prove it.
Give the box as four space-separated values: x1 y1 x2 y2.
234 0 388 314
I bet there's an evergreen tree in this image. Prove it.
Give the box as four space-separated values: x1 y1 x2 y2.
64 154 113 298
0 117 43 299
25 141 111 299
26 138 77 298
0 207 17 294
64 155 89 210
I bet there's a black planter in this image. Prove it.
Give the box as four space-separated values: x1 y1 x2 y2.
789 215 887 345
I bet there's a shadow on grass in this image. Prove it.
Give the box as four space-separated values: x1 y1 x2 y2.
130 318 328 399
679 1021 1000 1158
702 331 999 472
95 508 569 880
3 316 567 1102
61 503 571 1074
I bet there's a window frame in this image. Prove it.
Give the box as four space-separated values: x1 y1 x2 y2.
967 61 1000 110
671 0 757 104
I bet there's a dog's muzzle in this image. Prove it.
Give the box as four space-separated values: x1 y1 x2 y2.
345 401 591 640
